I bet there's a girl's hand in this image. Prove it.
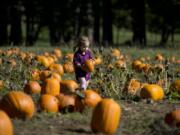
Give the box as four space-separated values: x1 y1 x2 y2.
76 63 81 67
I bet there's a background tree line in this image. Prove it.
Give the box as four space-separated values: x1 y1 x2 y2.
0 0 180 46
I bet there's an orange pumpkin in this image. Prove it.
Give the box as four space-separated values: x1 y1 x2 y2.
94 56 102 65
75 90 102 112
155 53 164 61
0 91 35 119
124 79 141 95
91 99 121 134
53 48 62 58
132 60 142 70
111 48 121 59
39 94 59 113
39 70 51 81
140 84 164 101
56 94 75 112
170 80 180 94
64 53 74 62
41 78 60 96
36 55 50 68
60 80 79 94
165 109 180 127
0 110 13 135
24 81 41 94
142 64 152 73
82 59 94 72
47 56 55 65
114 60 126 69
49 72 62 82
48 63 64 76
63 62 74 73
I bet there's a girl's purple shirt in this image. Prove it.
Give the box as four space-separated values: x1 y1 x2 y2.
73 49 93 81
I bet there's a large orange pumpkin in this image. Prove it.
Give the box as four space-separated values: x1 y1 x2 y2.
24 81 41 94
39 94 59 113
0 110 13 135
165 109 180 127
91 99 121 134
60 80 79 94
0 91 35 119
169 80 180 94
140 84 164 101
41 78 60 96
82 59 94 72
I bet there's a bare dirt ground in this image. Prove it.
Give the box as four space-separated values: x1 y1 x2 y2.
13 99 180 135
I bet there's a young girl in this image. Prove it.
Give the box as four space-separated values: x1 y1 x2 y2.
73 36 93 90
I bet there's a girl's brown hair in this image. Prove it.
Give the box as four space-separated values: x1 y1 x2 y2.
73 36 90 52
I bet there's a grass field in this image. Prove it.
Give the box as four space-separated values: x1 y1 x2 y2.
0 46 179 135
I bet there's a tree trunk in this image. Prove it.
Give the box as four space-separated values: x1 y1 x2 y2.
9 5 22 45
131 0 146 46
102 0 113 46
93 0 100 44
85 0 94 43
0 5 8 45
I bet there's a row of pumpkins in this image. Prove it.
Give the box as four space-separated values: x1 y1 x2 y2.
0 47 179 135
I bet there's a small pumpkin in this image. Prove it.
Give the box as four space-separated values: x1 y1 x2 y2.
60 80 79 94
132 60 142 70
39 94 59 113
53 48 62 58
94 56 102 65
39 70 51 81
64 53 74 62
24 81 41 94
0 91 35 119
140 84 164 101
155 53 164 61
111 48 121 59
165 109 180 127
41 78 60 96
63 62 74 73
82 59 94 72
0 110 13 135
91 98 121 134
36 55 50 68
48 63 64 76
114 60 126 69
49 72 62 82
124 79 141 95
75 90 102 112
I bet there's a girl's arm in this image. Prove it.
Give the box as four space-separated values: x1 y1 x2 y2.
73 54 81 67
